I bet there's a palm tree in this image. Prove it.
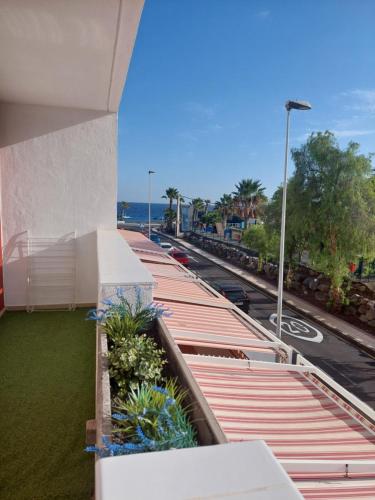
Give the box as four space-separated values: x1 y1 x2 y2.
190 198 205 224
162 187 179 231
204 199 211 214
233 179 267 227
162 187 179 211
120 201 130 220
215 193 233 229
163 208 176 223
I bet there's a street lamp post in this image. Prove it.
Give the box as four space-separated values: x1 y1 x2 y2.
276 100 311 339
148 170 155 238
176 195 181 238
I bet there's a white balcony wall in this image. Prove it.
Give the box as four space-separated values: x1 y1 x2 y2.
96 441 303 500
0 102 118 306
97 229 154 309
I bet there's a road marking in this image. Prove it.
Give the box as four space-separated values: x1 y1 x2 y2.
269 314 324 343
188 255 199 262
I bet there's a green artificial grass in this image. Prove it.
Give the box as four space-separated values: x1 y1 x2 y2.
0 309 96 500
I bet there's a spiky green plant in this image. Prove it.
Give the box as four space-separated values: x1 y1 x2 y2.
112 382 197 451
101 292 164 347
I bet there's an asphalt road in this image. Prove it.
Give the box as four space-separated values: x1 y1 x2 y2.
161 236 375 409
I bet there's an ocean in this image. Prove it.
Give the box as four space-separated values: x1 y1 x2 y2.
117 202 175 223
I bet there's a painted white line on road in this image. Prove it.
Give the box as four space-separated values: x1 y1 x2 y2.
269 314 324 343
188 255 199 263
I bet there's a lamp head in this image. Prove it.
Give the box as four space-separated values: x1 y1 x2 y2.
285 100 312 111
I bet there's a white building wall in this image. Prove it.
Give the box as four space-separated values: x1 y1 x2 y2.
0 102 118 306
97 229 154 309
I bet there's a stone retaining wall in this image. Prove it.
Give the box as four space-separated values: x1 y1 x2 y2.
187 233 375 330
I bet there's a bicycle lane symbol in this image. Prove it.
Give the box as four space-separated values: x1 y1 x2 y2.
269 314 323 343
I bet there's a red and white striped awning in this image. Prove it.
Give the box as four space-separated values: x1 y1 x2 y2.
154 275 225 302
183 355 375 462
163 300 266 340
132 250 174 264
297 478 375 499
160 299 281 357
119 229 163 253
121 230 375 499
142 261 190 278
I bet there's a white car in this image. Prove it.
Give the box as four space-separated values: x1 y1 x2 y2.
159 241 174 252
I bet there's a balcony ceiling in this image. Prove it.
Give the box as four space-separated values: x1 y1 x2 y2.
0 0 144 112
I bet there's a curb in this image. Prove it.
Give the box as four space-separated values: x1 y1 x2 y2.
158 232 375 358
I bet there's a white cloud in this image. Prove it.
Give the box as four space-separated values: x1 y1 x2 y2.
341 89 375 113
332 116 361 129
180 102 223 141
332 129 375 138
256 10 270 18
184 101 216 119
177 123 223 143
294 129 375 143
209 123 223 131
269 139 283 146
176 131 198 142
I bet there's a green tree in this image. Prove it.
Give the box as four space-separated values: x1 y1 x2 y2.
162 187 179 211
291 131 375 308
190 198 205 223
201 210 220 226
162 187 180 231
204 199 211 214
264 177 310 265
242 224 278 271
233 179 267 227
215 194 234 229
163 207 176 225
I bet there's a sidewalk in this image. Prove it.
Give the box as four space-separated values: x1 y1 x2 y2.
192 230 248 249
166 234 375 356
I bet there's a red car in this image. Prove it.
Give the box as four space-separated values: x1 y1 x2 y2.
170 249 189 266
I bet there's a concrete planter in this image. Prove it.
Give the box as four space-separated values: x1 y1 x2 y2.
95 325 112 446
93 319 224 449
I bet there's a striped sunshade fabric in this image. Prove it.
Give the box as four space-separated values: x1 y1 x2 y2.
154 275 225 302
183 356 375 462
142 261 189 278
297 479 375 499
119 229 163 253
169 330 276 356
162 300 265 340
134 250 174 264
124 230 375 498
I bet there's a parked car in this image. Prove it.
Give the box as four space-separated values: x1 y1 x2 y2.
170 249 189 266
212 281 250 312
159 241 174 252
150 234 161 245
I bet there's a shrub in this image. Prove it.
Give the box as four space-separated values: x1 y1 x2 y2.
86 383 197 457
113 383 197 451
108 334 166 398
103 311 147 347
87 288 171 345
242 224 278 271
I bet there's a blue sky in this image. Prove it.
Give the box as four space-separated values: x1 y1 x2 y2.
118 0 375 203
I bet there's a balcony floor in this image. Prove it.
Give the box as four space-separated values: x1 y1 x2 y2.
0 309 95 499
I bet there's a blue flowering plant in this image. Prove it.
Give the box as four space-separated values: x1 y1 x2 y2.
112 381 197 450
85 435 146 457
86 381 197 457
87 287 171 347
